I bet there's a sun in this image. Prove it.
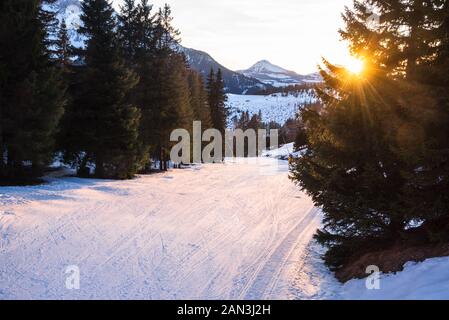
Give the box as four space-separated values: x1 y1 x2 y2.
345 57 365 75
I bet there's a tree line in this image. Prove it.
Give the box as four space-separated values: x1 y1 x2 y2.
290 0 449 272
0 0 228 183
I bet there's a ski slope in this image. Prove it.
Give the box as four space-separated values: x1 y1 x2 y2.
0 158 338 300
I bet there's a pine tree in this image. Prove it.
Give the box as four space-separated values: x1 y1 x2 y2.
55 19 73 68
294 121 307 151
396 0 449 240
118 0 155 172
40 0 59 58
0 0 65 183
289 0 449 269
61 0 141 179
118 0 138 61
140 4 193 171
188 70 212 128
208 68 228 135
118 2 198 171
146 52 193 171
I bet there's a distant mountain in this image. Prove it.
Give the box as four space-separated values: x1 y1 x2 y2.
180 47 271 94
52 0 308 94
237 60 321 87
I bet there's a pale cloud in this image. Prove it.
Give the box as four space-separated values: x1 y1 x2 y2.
113 0 354 74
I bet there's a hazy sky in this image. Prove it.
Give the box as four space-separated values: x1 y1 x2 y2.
113 0 354 74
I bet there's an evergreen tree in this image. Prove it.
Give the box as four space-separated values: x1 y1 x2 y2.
118 2 198 171
118 0 155 172
40 0 59 58
61 0 141 179
207 68 228 135
0 0 65 182
143 4 193 171
289 0 449 269
188 70 212 128
147 52 193 171
55 19 74 68
396 0 449 240
118 0 139 62
294 122 307 151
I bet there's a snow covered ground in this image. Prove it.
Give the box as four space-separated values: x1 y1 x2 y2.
0 158 338 300
227 92 315 125
341 257 449 300
2 153 449 300
262 143 295 159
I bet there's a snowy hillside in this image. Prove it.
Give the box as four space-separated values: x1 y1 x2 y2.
227 91 316 125
238 60 322 87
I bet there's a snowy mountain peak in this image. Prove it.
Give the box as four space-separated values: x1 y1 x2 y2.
238 60 321 88
246 60 290 74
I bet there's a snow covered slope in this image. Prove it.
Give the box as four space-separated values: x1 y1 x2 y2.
0 158 336 300
227 91 316 125
238 60 322 87
341 256 449 300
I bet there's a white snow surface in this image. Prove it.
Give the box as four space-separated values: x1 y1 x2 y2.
227 92 315 125
3 149 449 300
0 158 339 300
341 256 449 300
263 143 294 157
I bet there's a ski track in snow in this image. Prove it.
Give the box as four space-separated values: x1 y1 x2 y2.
0 158 338 300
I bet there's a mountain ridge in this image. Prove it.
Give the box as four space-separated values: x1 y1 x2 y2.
180 47 272 94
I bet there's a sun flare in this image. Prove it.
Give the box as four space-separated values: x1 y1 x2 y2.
345 57 365 75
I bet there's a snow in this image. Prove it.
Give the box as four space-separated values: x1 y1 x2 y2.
0 158 338 300
341 256 449 300
262 143 306 160
3 153 449 300
242 60 290 74
237 60 321 87
227 92 316 125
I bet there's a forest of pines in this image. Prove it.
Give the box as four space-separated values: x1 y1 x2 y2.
0 0 228 181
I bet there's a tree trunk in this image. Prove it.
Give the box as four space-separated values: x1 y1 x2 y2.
95 153 105 178
159 146 163 171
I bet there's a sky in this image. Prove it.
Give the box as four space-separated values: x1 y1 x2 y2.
112 0 354 75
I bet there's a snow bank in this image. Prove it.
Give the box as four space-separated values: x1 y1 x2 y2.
263 143 295 159
341 256 449 300
262 143 306 160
